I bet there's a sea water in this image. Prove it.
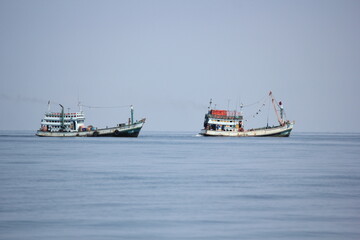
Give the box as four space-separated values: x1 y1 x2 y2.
0 131 359 240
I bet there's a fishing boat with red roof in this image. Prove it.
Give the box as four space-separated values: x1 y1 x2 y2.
200 91 294 137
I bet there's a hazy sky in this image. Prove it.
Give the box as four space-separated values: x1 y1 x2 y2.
0 0 359 132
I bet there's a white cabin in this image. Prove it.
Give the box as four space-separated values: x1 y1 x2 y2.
40 111 85 132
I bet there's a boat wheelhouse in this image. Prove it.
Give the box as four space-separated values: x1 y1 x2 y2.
204 109 244 132
40 108 86 133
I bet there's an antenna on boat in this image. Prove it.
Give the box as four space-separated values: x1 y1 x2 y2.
47 100 51 112
130 105 134 124
78 101 83 112
208 99 212 112
77 88 83 113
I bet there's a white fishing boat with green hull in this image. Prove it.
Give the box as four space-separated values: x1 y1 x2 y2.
200 91 294 137
36 103 145 137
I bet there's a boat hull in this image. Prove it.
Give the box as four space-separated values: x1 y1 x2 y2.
36 121 145 137
200 122 294 137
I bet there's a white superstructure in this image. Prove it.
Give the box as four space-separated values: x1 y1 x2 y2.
40 111 86 132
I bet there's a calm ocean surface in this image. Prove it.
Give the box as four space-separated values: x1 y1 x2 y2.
0 131 359 240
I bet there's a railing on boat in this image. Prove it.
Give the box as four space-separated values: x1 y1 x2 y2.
206 114 243 120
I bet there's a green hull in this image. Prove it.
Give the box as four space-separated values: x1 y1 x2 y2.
36 120 145 137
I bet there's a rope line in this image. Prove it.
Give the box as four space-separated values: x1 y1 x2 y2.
80 104 131 109
239 94 268 108
242 96 268 121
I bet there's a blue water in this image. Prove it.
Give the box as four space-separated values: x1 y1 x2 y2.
0 131 360 240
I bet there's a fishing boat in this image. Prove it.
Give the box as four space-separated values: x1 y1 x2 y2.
199 91 294 137
36 102 145 137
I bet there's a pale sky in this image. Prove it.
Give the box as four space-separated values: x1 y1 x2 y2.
0 0 359 132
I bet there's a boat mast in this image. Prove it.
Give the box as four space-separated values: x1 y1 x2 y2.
59 104 65 129
130 105 134 124
269 91 284 126
78 101 83 113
